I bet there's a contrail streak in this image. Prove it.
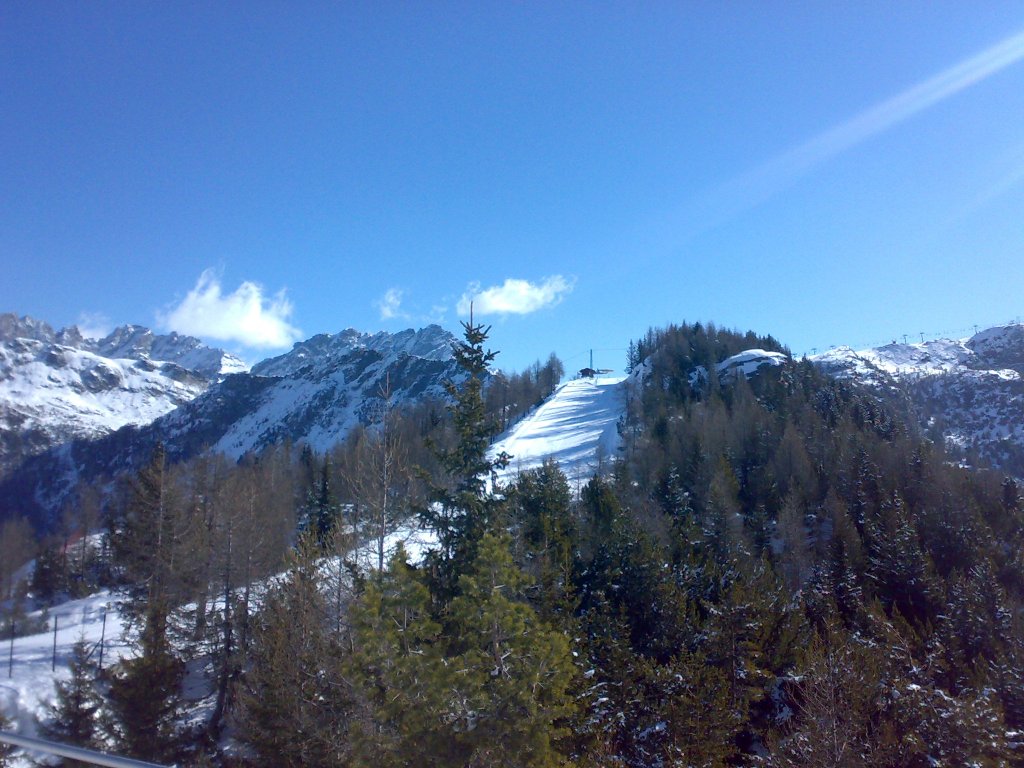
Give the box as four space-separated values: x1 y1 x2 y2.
701 28 1024 227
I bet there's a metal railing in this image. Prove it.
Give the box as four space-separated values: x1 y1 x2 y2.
0 731 169 767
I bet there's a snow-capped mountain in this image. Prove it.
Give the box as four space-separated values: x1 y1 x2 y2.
0 322 463 526
813 323 1024 476
0 314 246 479
155 323 461 460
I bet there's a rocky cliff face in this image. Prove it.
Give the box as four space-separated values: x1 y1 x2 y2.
156 324 462 460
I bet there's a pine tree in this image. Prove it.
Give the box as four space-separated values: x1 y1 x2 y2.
865 492 939 627
109 443 185 645
420 316 510 599
346 545 450 767
105 640 184 763
105 443 186 763
39 638 103 767
580 475 621 539
643 650 737 768
445 531 577 767
0 709 12 768
703 563 781 741
511 460 576 621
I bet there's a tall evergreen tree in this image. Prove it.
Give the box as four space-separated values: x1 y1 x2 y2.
346 546 450 767
39 638 103 767
445 531 577 767
0 710 12 768
420 316 510 599
105 443 186 762
105 640 184 763
511 460 576 621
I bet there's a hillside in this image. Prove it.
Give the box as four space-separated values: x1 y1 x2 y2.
0 323 463 527
813 322 1024 476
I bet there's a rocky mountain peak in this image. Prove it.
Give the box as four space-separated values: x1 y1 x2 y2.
252 324 456 378
0 313 57 343
966 323 1024 372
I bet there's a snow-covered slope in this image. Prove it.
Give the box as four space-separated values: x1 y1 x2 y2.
0 314 245 479
0 521 437 766
489 374 627 488
813 323 1024 476
488 347 789 489
155 324 461 459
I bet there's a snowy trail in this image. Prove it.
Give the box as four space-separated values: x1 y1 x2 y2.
489 375 627 488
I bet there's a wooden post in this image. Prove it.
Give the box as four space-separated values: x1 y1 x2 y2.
98 606 108 672
52 613 59 671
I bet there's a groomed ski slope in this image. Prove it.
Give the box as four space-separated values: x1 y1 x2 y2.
489 374 627 489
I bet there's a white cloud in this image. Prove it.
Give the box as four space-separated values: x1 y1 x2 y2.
376 288 408 321
76 312 112 340
457 276 575 317
158 269 302 349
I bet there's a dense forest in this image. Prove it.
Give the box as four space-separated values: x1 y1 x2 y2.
3 320 1024 767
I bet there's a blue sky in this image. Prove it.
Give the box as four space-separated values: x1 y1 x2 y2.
2 3 1023 373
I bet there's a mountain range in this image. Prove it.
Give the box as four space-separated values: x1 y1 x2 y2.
0 316 462 526
1 312 1022 529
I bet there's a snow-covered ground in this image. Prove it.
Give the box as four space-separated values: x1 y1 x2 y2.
1 592 130 763
489 374 627 490
0 520 437 766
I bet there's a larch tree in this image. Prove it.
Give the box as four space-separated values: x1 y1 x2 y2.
235 534 352 768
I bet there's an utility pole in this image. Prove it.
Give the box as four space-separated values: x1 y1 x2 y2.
919 332 925 343
902 334 908 344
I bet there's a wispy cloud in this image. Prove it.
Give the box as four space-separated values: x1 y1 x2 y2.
697 27 1024 227
457 276 576 317
158 269 302 349
76 312 112 340
428 304 448 323
375 288 409 321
